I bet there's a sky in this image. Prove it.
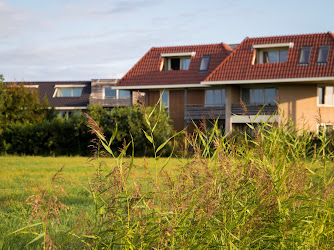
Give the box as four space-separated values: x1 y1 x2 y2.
1 0 334 81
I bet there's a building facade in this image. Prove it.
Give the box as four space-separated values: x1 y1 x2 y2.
114 43 233 131
116 32 334 134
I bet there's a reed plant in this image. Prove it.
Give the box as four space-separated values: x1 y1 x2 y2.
6 105 334 249
64 109 333 248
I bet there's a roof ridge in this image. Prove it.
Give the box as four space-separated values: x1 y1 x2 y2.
152 43 222 49
221 42 233 52
203 38 248 82
328 31 334 41
248 32 329 40
5 80 90 83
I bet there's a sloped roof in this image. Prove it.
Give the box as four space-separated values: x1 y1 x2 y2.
116 43 232 87
5 81 91 108
204 32 334 82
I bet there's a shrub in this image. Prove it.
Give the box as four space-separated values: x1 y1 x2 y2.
87 103 174 156
0 104 174 156
0 116 91 156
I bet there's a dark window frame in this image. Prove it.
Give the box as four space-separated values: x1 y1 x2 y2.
199 55 211 72
317 45 330 64
299 46 312 65
163 57 191 71
262 49 288 64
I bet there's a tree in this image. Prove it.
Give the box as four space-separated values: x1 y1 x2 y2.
0 77 52 127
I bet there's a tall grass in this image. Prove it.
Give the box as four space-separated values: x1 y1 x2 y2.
5 113 334 248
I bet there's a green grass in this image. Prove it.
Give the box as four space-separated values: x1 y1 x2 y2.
1 118 334 248
0 156 187 249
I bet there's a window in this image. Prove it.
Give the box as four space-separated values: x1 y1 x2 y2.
56 88 83 97
317 46 330 64
104 87 117 98
264 88 277 104
163 57 191 71
58 111 73 120
252 43 293 64
299 47 312 64
160 90 169 109
199 55 211 71
318 123 334 136
241 88 277 105
205 89 226 106
104 87 131 99
119 90 131 99
261 49 288 63
318 87 325 104
318 86 334 106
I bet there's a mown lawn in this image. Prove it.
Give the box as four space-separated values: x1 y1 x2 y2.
0 156 187 248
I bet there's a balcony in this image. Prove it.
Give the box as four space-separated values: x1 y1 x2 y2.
185 104 225 120
231 104 277 116
185 104 277 121
89 98 131 107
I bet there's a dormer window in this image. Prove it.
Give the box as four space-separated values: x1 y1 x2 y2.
53 84 85 97
199 55 211 72
261 49 288 63
317 45 330 64
299 46 312 64
163 57 190 71
160 52 195 71
252 43 293 64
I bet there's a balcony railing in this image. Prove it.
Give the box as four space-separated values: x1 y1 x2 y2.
231 104 277 116
185 104 277 121
89 98 131 107
185 104 225 120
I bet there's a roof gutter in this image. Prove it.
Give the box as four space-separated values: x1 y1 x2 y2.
113 83 211 90
252 42 294 50
202 77 334 85
54 107 87 110
160 52 196 57
54 84 87 88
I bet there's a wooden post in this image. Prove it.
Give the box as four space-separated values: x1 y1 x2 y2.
184 88 188 128
225 85 232 136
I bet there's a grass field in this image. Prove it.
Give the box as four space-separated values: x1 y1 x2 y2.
1 121 334 248
0 156 187 249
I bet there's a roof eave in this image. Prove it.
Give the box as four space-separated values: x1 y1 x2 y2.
202 77 334 85
113 83 212 90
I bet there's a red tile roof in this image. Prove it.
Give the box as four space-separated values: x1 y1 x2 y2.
116 43 232 87
204 32 334 82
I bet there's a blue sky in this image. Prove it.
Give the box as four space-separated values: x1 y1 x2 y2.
1 0 333 81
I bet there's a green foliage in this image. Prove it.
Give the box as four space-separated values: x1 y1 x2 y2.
78 120 334 248
0 103 173 156
0 83 52 127
0 115 92 156
87 103 174 156
2 117 334 248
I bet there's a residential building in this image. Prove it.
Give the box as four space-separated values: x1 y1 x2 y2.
5 81 91 119
114 43 233 131
89 79 132 107
115 32 334 134
203 32 334 134
5 79 131 119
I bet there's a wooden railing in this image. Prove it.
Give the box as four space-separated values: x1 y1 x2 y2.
184 104 225 120
185 104 277 120
231 104 277 116
89 98 131 107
